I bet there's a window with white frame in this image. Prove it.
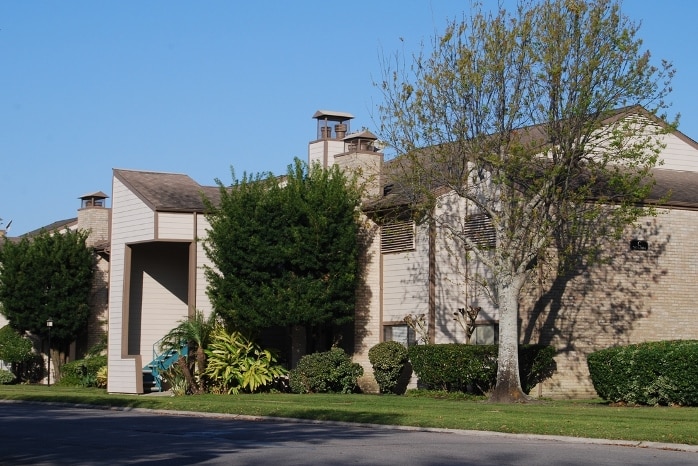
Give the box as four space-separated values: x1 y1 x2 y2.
383 324 417 347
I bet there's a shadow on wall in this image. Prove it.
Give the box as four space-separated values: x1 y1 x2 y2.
521 216 669 392
354 218 378 391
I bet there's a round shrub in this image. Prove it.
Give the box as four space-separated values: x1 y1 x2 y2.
0 325 33 365
289 347 363 394
0 369 16 385
587 340 698 406
368 341 409 394
57 355 107 388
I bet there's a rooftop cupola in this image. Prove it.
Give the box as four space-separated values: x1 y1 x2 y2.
77 191 111 247
309 110 355 168
344 129 379 153
313 110 354 140
79 191 109 209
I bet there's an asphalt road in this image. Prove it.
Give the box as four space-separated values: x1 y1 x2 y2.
0 401 695 465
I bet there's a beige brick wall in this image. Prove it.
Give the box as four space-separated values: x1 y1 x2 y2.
78 206 111 354
77 207 110 247
520 208 698 398
354 216 381 392
85 255 109 351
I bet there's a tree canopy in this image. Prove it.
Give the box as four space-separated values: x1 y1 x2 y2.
377 0 673 402
0 230 94 350
204 159 361 343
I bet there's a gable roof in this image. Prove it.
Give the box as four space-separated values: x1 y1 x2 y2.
114 169 220 213
21 217 78 238
368 107 698 212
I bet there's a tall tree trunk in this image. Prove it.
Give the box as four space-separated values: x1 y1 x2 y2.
177 357 196 394
489 273 529 403
195 347 207 393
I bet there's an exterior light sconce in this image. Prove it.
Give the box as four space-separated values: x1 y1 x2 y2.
630 239 648 251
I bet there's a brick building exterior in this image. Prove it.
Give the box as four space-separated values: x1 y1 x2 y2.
98 107 698 395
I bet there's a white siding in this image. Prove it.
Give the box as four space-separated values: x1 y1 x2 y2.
195 214 215 317
308 140 345 168
0 314 9 370
658 132 698 172
382 224 429 322
157 212 195 240
433 193 499 343
308 141 325 167
137 262 188 358
107 176 156 393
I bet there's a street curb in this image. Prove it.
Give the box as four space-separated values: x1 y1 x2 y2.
3 399 696 453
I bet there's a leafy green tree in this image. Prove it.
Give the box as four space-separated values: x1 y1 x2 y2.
204 158 361 349
0 230 94 363
377 0 673 402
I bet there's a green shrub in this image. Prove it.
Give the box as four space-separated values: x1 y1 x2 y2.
369 341 409 394
289 347 363 394
163 362 190 396
95 366 107 389
0 325 33 365
57 355 107 388
409 344 497 393
519 345 557 394
0 369 16 384
204 327 287 394
408 344 555 395
587 340 698 406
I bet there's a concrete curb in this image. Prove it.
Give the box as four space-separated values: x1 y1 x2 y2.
3 399 696 453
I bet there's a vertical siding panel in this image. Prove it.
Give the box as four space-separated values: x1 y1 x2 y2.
107 177 155 393
196 214 215 317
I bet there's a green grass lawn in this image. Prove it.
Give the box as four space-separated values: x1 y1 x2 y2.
1 385 696 445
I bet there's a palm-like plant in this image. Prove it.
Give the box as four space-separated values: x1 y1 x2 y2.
204 327 287 394
159 310 219 394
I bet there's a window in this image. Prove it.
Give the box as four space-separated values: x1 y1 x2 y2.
471 323 499 345
383 324 417 347
381 220 415 253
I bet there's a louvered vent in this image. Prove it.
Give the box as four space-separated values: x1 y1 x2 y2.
463 214 496 249
381 221 415 253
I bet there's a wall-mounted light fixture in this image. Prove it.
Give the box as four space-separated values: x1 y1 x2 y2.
630 239 649 251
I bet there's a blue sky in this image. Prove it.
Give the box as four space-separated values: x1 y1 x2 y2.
1 1 695 236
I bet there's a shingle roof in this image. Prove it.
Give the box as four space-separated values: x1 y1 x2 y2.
369 163 698 212
312 110 354 120
79 191 109 199
650 168 698 208
113 169 220 213
21 218 78 238
367 107 698 211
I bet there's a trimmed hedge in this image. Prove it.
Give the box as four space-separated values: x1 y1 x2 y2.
369 341 409 394
587 340 698 406
408 344 555 395
289 347 363 394
57 355 107 388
